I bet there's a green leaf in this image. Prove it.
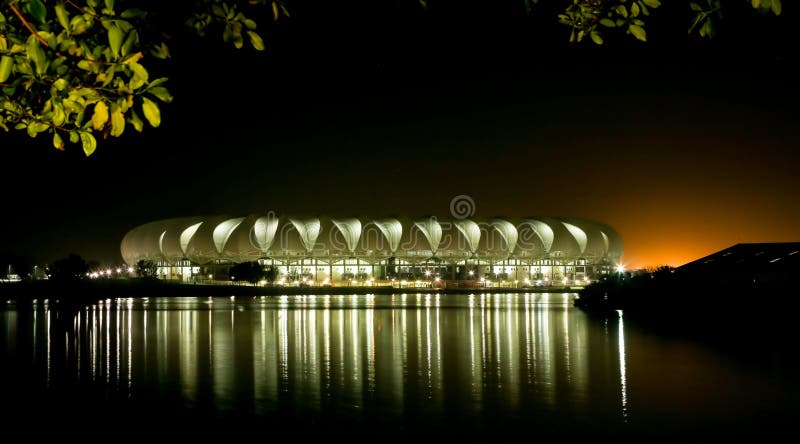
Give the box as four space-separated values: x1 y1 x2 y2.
27 121 48 137
27 0 47 24
26 37 47 76
129 62 148 89
120 8 146 19
147 86 173 103
772 0 782 15
53 132 64 150
77 60 94 71
631 3 640 17
141 97 160 127
150 42 170 59
590 31 604 45
147 77 168 89
247 31 265 51
55 2 70 31
69 130 79 143
244 19 257 30
91 101 109 130
223 24 233 43
233 23 244 49
80 132 96 156
53 104 66 126
53 78 68 91
121 29 138 57
108 24 124 59
599 18 616 28
0 56 12 83
699 18 715 38
641 0 661 7
101 65 115 87
129 109 143 132
629 24 647 42
110 106 125 137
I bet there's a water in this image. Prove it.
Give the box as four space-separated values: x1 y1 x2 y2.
0 293 796 438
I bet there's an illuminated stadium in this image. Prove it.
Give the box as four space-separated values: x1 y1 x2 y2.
120 215 622 286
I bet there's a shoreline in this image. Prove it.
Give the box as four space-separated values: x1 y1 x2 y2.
0 279 580 301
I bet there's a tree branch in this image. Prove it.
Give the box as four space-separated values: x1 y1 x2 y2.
8 2 50 47
66 0 100 22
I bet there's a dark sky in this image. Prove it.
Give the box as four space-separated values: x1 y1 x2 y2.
1 1 798 268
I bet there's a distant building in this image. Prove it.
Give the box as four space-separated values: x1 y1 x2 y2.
121 215 622 284
1 265 21 283
677 242 800 288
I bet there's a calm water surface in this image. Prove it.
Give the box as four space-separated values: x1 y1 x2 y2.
0 293 795 438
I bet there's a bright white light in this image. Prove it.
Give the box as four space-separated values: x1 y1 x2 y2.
615 264 626 273
116 268 121 273
425 270 431 277
562 277 568 284
468 270 474 276
434 277 440 282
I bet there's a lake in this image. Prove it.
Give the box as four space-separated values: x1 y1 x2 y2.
0 293 796 439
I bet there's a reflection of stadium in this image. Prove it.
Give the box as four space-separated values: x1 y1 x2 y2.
120 215 623 284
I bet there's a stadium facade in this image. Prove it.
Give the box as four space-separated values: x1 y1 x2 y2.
120 215 623 285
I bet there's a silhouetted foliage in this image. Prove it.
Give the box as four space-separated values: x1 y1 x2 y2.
49 253 88 281
264 266 277 283
229 261 265 284
135 259 157 278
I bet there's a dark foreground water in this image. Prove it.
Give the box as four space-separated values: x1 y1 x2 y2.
1 293 796 439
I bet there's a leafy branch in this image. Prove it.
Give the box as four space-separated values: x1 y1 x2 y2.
0 0 786 156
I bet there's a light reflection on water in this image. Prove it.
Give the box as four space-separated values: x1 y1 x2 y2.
0 293 795 436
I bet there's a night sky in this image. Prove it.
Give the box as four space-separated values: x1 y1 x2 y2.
1 1 798 268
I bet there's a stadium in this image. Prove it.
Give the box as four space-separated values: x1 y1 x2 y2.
120 215 623 286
